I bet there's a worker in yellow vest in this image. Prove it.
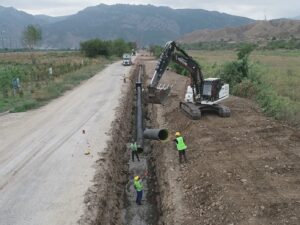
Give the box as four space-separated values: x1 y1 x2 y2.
174 132 187 163
130 141 140 162
134 176 143 205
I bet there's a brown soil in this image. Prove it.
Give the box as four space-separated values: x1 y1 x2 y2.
144 58 300 225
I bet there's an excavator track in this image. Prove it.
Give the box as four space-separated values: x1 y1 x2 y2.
180 102 231 120
216 105 231 117
180 102 202 120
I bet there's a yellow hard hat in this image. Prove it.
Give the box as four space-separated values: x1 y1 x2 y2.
175 132 180 136
134 176 139 181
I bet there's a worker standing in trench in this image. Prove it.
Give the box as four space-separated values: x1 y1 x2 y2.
130 140 140 162
134 176 143 205
174 132 187 163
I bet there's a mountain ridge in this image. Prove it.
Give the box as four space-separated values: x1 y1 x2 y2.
0 4 254 48
178 19 300 44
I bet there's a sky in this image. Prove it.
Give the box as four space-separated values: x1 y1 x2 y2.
0 0 299 20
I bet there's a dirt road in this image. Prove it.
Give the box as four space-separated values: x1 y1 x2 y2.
0 61 131 225
143 59 300 225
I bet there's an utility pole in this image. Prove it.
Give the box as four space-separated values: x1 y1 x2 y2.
9 36 12 49
0 31 4 49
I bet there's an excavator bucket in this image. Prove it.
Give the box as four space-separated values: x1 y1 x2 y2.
147 85 171 104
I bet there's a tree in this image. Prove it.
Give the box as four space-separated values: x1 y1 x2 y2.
111 39 130 57
220 43 256 89
22 25 42 50
149 45 163 57
80 38 133 58
237 43 255 60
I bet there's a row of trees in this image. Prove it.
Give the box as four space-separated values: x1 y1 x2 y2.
265 38 300 49
80 39 136 57
13 24 300 52
182 38 300 51
10 25 139 56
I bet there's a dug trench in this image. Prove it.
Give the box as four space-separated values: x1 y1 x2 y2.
78 60 164 225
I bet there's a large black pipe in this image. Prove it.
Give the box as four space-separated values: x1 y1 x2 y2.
143 129 168 141
136 64 144 150
135 64 169 151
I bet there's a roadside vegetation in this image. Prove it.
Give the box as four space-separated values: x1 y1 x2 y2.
181 38 300 50
0 51 109 112
80 38 136 58
0 36 136 113
149 45 163 57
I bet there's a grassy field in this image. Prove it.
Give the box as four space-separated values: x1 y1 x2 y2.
0 51 111 112
189 49 300 126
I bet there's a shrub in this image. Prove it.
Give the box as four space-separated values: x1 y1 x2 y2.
169 62 189 76
233 79 257 98
80 38 132 58
219 43 255 91
149 45 163 58
0 65 24 98
12 99 39 112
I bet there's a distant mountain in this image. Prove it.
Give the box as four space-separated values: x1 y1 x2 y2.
294 15 300 20
0 6 42 48
42 4 254 48
178 19 300 44
34 15 68 24
0 4 255 49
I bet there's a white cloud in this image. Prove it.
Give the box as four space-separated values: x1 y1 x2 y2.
0 0 299 19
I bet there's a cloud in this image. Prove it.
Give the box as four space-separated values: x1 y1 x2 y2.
0 0 299 19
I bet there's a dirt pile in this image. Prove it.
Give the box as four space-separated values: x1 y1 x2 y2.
144 58 300 225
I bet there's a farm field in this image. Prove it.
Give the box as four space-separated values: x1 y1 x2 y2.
0 51 110 113
189 49 300 126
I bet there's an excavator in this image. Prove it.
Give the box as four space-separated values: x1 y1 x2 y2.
147 41 230 120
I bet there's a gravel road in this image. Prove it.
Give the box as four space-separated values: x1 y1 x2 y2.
0 61 132 225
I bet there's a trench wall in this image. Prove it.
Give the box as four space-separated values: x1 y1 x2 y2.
78 65 139 225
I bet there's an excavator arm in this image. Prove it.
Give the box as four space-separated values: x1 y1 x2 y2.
148 41 204 103
149 41 175 88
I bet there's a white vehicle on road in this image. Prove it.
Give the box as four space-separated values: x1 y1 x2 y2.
122 53 132 66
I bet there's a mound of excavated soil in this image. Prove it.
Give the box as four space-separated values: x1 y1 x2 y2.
144 58 300 225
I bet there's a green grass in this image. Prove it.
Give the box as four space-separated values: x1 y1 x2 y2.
188 49 300 126
0 94 40 113
251 51 300 102
0 51 111 112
